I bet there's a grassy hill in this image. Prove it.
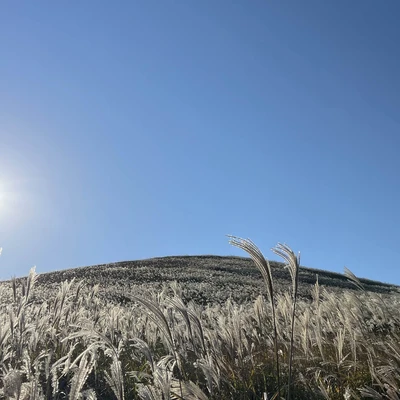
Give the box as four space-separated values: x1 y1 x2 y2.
1 250 400 399
9 255 398 305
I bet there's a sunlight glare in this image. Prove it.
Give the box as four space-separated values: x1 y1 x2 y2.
0 182 5 211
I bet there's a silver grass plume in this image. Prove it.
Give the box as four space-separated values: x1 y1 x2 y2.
104 356 125 400
227 235 281 399
171 379 209 400
69 352 96 400
344 267 364 291
132 294 185 387
271 243 300 400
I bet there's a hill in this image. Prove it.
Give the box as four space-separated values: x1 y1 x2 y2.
1 253 400 398
3 255 398 305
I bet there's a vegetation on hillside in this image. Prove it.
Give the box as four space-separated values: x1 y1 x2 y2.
0 238 399 399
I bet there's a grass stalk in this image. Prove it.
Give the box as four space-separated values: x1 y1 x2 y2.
272 243 300 400
228 235 282 399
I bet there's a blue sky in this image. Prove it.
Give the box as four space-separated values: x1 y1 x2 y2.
1 1 400 285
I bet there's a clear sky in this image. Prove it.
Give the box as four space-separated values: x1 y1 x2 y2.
1 1 400 285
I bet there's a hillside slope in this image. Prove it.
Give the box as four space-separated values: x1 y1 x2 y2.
0 256 400 398
3 255 398 305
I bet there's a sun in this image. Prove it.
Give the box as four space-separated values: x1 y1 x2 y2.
0 179 18 224
0 180 10 216
0 194 5 218
0 185 4 207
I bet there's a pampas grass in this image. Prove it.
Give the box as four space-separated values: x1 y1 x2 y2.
228 237 301 400
227 235 282 399
0 237 400 399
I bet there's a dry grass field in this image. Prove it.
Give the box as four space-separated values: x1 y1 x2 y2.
0 238 399 399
